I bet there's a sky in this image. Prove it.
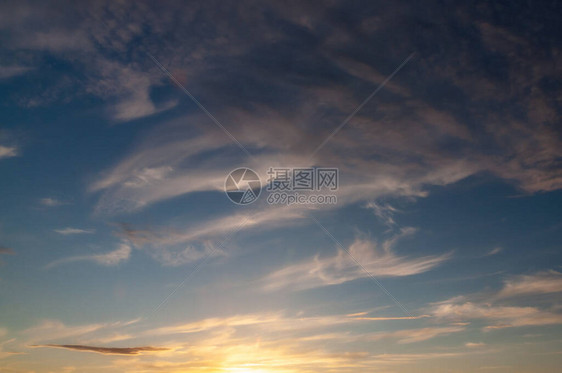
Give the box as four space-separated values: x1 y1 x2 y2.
0 0 561 372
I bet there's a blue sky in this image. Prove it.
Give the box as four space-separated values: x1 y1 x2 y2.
1 0 562 372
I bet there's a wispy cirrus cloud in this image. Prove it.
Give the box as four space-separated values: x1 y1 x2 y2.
1 0 560 215
54 227 95 235
12 309 486 372
88 59 178 121
364 201 399 229
431 300 562 330
80 4 561 217
23 320 107 344
369 326 465 344
145 310 428 338
119 207 305 266
497 270 562 298
0 1 177 121
45 242 131 269
485 247 503 256
0 338 20 359
428 269 562 331
112 309 479 372
90 129 232 214
263 230 451 291
22 318 141 344
14 309 466 371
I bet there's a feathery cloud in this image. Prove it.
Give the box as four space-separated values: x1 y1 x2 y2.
23 320 107 343
498 271 562 298
146 310 426 338
22 318 141 344
365 201 399 228
431 300 562 329
264 232 450 291
119 207 305 266
45 242 131 268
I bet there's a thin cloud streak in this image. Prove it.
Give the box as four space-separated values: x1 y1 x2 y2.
485 247 503 256
144 310 428 338
120 207 305 266
31 344 168 355
498 271 562 298
39 197 66 207
369 326 466 344
431 300 562 329
45 242 131 268
22 318 142 345
54 227 96 235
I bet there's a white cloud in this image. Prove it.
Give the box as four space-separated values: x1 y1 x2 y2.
431 300 562 329
0 4 175 121
263 231 451 291
90 61 178 122
486 247 503 256
150 241 219 267
54 228 95 235
498 271 562 298
121 207 305 266
427 269 562 332
22 318 141 344
45 242 131 268
465 342 485 348
365 201 399 228
145 310 424 338
0 145 17 159
39 198 66 207
91 129 233 214
22 320 106 343
2 0 561 214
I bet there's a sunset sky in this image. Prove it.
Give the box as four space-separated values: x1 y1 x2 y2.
1 1 562 372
